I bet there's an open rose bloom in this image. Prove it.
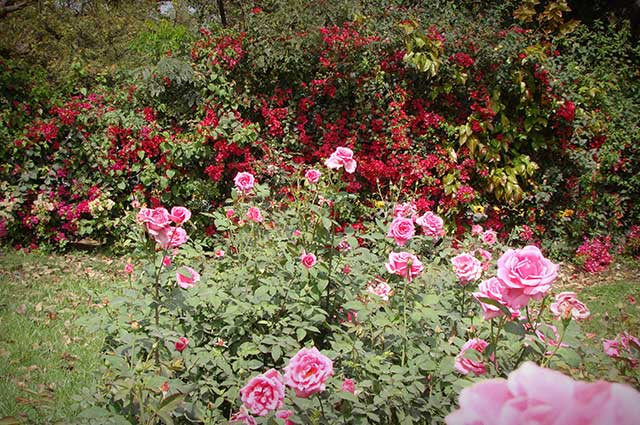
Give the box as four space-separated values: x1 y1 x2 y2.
451 253 482 285
283 347 333 398
385 251 423 282
549 292 590 321
387 216 415 246
415 211 445 238
446 361 640 425
455 338 489 376
325 146 357 173
234 171 256 192
240 368 285 417
176 266 200 289
136 206 190 249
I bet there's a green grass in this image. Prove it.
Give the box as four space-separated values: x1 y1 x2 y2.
0 250 121 424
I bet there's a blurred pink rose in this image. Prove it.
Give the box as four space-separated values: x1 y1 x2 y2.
366 278 393 301
341 378 356 394
416 211 445 238
292 229 302 237
451 253 482 284
230 406 257 425
175 336 189 352
534 323 569 352
496 246 558 307
240 368 285 417
162 256 172 268
276 410 295 425
472 277 520 320
246 207 264 223
283 347 333 398
471 224 483 235
234 172 256 192
446 361 640 425
226 209 235 218
300 252 317 269
455 338 489 376
603 332 640 367
387 216 415 246
304 169 321 184
153 226 188 249
393 202 417 219
169 206 191 225
385 251 423 282
124 263 134 274
176 266 200 289
603 339 621 358
214 249 225 258
325 147 357 173
481 229 497 245
549 292 590 321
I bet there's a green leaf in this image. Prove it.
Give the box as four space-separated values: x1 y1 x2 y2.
504 321 525 337
476 297 512 317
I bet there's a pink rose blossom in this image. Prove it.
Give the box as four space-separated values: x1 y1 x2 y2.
471 224 483 235
246 207 264 223
386 216 415 246
292 229 302 237
393 202 417 219
455 338 489 376
416 211 445 238
385 251 423 282
341 378 356 394
451 253 482 284
169 206 191 225
226 209 235 218
153 226 188 249
283 347 334 398
124 263 134 274
230 406 257 425
533 323 569 352
276 410 295 425
140 207 171 233
603 332 640 367
234 172 256 192
300 252 317 269
549 292 590 321
214 249 225 258
162 256 172 268
304 169 321 184
366 278 393 301
496 246 558 307
325 147 357 173
175 336 189 352
446 361 640 425
240 369 285 417
472 277 520 320
176 266 200 289
481 229 497 245
603 339 621 358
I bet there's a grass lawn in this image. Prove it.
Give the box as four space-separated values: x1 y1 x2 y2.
0 250 122 424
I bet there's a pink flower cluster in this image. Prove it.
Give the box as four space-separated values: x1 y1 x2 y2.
473 246 558 319
325 146 357 173
576 236 613 273
603 332 640 367
386 205 445 246
233 347 333 423
446 361 640 425
137 206 191 249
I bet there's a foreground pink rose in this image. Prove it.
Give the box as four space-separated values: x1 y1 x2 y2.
451 253 482 284
176 266 200 289
385 251 423 282
234 172 256 192
283 347 333 398
304 169 321 184
386 216 415 246
496 245 558 306
230 406 257 425
549 292 590 321
415 211 445 238
240 369 285 417
325 147 357 173
175 336 189 353
446 361 640 425
300 252 317 269
169 206 191 225
246 207 264 223
472 277 520 320
455 338 489 376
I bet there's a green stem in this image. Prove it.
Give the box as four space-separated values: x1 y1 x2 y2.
402 274 410 367
542 323 568 367
316 393 327 420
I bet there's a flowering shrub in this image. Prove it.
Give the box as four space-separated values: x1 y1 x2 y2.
78 158 639 424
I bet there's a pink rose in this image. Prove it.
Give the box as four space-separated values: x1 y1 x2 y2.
300 252 317 269
162 256 172 268
169 206 191 225
226 209 235 218
124 263 134 274
240 369 285 417
455 338 489 376
446 361 640 425
230 406 257 425
451 253 482 284
603 339 621 358
602 332 640 367
145 207 171 233
325 147 357 173
533 324 569 353
385 251 423 282
292 229 302 237
549 292 590 321
472 277 520 320
415 211 445 238
496 246 558 306
153 226 188 249
471 224 483 235
481 229 497 245
214 249 225 258
136 207 154 224
283 347 333 398
476 248 492 270
386 216 415 246
176 266 200 289
341 378 356 394
234 172 256 192
246 207 264 223
275 410 295 425
175 336 189 353
393 202 417 219
304 169 321 184
366 278 393 301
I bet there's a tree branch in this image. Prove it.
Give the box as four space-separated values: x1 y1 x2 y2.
0 0 30 19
